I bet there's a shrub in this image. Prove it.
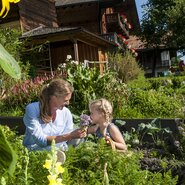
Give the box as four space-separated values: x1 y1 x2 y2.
1 76 52 115
125 89 183 118
147 76 185 90
62 140 177 185
108 50 144 83
0 125 48 185
0 28 30 101
67 64 128 115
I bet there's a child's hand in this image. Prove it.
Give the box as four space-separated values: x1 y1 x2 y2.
105 135 116 151
105 135 112 145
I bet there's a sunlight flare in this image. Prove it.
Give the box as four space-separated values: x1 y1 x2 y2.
0 0 20 18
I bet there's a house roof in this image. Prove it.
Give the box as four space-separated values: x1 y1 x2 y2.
127 35 176 51
127 35 146 51
55 0 124 7
55 0 98 7
20 26 116 48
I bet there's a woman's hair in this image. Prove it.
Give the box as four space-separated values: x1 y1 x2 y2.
39 78 74 123
89 98 113 123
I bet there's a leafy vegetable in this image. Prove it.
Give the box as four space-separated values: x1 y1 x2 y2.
0 43 21 79
0 126 17 176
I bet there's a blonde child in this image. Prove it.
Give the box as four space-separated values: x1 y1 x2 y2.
86 98 127 151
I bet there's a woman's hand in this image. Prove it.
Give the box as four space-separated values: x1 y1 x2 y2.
70 128 87 139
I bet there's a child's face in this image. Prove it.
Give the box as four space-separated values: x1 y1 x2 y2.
90 107 104 124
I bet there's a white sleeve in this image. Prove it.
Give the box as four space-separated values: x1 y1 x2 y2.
61 107 74 134
23 104 47 147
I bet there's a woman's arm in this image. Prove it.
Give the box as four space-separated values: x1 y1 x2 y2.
47 128 87 145
23 103 48 147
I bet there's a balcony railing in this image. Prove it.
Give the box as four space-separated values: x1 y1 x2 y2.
105 13 129 38
101 32 125 49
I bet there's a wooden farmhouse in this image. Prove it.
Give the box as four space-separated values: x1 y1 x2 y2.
0 0 140 76
127 36 177 77
0 0 177 77
0 0 176 77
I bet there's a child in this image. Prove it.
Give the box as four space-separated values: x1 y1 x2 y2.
85 98 127 151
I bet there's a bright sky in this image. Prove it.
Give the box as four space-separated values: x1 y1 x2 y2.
135 0 147 22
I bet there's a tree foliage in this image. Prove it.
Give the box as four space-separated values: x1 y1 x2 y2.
140 0 185 48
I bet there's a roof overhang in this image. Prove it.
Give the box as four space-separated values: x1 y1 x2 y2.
20 26 116 48
55 0 124 8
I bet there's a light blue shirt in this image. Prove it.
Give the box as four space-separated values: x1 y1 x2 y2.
23 102 74 151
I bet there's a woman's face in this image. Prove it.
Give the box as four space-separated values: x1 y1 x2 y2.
50 93 72 111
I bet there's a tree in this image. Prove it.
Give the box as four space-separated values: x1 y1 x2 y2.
140 0 185 48
139 0 185 76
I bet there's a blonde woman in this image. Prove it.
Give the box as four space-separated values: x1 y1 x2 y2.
23 78 86 151
87 98 127 151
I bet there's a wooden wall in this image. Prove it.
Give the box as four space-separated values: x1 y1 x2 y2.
50 41 99 70
57 3 100 34
18 0 58 32
78 41 99 62
50 41 74 70
50 40 99 70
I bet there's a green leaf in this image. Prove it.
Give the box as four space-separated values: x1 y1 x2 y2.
0 126 17 176
0 43 21 79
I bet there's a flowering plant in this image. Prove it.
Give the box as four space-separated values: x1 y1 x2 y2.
57 55 80 76
120 13 132 30
80 114 91 132
43 140 65 185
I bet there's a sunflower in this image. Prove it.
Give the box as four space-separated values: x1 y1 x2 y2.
0 0 20 18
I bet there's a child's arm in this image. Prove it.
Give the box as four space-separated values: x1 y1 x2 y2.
87 124 99 134
107 125 127 151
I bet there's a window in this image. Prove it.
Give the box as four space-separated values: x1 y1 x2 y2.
161 51 171 66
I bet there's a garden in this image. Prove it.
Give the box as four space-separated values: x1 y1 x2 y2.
0 28 185 185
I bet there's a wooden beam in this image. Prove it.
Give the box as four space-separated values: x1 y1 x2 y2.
72 39 79 61
98 48 106 74
48 43 53 75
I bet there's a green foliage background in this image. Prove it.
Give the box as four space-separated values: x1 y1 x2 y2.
0 126 178 185
62 140 177 185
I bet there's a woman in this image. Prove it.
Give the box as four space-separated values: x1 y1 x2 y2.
23 78 86 151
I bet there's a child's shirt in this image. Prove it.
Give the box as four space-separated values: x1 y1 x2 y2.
95 123 113 139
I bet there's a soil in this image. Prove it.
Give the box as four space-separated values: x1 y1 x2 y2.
138 147 185 185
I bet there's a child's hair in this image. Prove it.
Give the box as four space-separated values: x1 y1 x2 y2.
89 98 113 123
39 78 74 123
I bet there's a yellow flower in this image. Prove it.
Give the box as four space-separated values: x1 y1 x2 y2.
47 175 58 185
43 160 52 170
55 162 65 174
0 0 21 18
56 178 64 185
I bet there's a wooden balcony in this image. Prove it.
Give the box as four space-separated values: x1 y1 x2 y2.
99 0 125 8
101 32 125 50
105 13 129 38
